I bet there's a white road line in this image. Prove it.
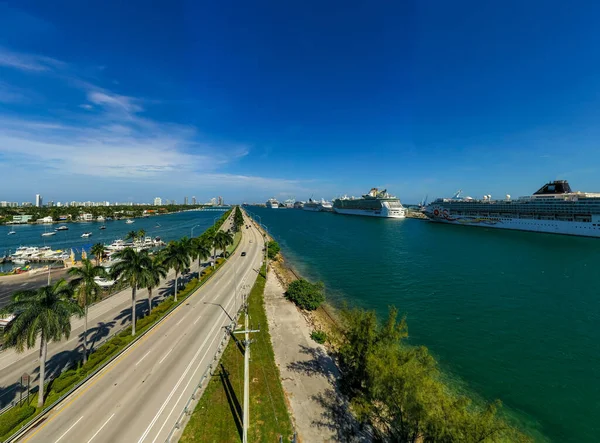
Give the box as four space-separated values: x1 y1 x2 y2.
54 415 84 443
136 350 152 366
175 317 184 325
86 413 115 443
193 315 202 325
137 301 231 442
158 349 173 365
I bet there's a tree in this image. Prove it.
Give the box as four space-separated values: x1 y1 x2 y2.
336 306 530 442
267 241 280 260
213 230 234 266
139 255 168 315
125 230 138 242
137 229 146 240
0 280 83 408
191 237 211 270
110 248 153 336
90 243 106 265
285 279 325 310
161 239 191 302
68 259 108 363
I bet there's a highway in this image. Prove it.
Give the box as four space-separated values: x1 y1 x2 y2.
18 215 263 442
0 268 71 308
0 218 235 409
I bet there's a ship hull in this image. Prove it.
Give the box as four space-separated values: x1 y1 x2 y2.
333 207 406 219
303 206 321 212
426 214 600 238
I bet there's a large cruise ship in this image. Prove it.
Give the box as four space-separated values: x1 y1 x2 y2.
333 188 406 218
266 198 279 209
424 180 600 238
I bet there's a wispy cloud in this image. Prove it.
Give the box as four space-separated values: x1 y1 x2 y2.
0 46 64 72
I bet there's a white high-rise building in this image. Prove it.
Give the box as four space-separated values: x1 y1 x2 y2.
154 197 162 206
35 194 43 207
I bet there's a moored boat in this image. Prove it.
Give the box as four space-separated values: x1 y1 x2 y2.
333 188 406 218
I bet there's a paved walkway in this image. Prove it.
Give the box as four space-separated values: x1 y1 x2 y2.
264 268 358 442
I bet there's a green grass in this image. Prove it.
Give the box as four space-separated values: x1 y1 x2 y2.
181 265 293 443
226 231 242 255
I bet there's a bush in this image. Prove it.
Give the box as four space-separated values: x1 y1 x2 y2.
266 241 280 260
286 279 325 311
0 405 36 440
310 330 327 344
51 373 80 394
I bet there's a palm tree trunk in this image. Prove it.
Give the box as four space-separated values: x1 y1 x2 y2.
213 247 216 268
82 305 88 364
174 271 179 302
147 287 152 315
38 335 47 408
131 286 137 336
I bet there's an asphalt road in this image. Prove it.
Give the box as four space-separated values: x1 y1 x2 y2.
0 217 236 409
17 215 263 443
0 268 71 308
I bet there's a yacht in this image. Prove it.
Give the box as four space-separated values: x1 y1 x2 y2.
55 225 69 231
125 219 135 224
7 230 16 235
266 198 279 209
41 231 56 237
99 225 106 230
81 232 92 238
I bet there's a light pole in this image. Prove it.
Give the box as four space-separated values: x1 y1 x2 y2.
191 224 200 238
47 258 65 285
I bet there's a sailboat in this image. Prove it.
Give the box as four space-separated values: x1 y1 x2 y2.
41 226 56 237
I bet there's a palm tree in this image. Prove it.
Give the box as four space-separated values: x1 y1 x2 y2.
90 243 106 265
137 229 146 240
162 239 191 302
110 248 153 336
191 237 211 270
213 230 234 265
139 255 168 315
0 280 83 408
68 259 107 363
125 230 138 242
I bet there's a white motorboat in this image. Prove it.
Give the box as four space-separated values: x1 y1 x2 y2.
125 219 135 224
7 230 16 235
81 232 92 238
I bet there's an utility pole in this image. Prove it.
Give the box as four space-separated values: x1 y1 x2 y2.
233 305 260 443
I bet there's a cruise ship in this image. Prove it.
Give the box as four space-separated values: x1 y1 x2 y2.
424 180 600 238
319 199 333 212
266 198 279 209
333 188 406 218
303 198 321 212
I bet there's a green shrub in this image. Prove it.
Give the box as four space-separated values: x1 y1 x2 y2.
286 279 325 311
267 241 280 260
310 330 327 344
51 373 80 394
0 405 36 440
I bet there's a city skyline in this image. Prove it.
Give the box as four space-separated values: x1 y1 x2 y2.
2 2 600 204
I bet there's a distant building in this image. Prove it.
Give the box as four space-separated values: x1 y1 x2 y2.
192 196 196 205
209 197 217 206
154 197 162 206
37 216 53 224
22 202 33 207
47 201 54 207
0 201 8 207
218 196 224 206
35 194 43 207
80 213 94 222
184 196 189 205
12 215 33 224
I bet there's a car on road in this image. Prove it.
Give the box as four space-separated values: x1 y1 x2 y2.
241 251 247 256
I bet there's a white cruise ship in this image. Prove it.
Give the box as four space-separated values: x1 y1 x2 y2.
266 198 279 209
424 180 600 238
333 188 406 218
318 199 333 212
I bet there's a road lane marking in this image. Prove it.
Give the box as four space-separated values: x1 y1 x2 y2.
137 307 229 443
151 320 226 443
54 415 83 443
86 413 114 443
175 317 184 326
158 349 173 365
193 315 202 325
136 350 152 366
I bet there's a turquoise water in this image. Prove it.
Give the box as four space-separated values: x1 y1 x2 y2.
247 207 600 442
0 211 224 271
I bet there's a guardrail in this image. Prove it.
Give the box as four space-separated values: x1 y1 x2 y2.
4 215 237 442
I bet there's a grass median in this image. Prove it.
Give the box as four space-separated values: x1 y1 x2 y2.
180 265 293 443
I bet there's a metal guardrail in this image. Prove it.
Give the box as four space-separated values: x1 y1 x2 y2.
3 215 236 442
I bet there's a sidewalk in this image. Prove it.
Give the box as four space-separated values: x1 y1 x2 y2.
264 267 358 442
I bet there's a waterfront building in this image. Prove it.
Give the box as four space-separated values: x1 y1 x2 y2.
12 215 33 224
184 196 189 205
35 194 43 207
192 196 196 205
37 216 54 224
80 213 94 222
154 197 162 206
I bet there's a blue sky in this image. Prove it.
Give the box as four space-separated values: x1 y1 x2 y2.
1 0 600 204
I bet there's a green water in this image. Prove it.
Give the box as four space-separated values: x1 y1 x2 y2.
248 207 600 442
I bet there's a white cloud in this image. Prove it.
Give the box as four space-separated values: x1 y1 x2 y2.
79 104 93 110
87 90 142 113
0 46 64 72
